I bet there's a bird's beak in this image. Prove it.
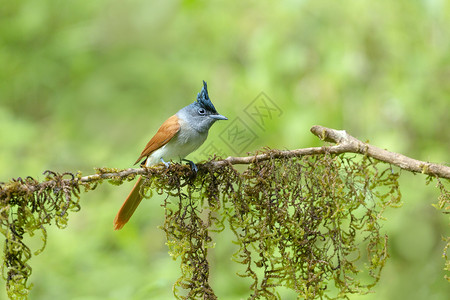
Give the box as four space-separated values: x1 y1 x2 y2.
210 114 228 120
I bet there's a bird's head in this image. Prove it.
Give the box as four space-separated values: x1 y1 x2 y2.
179 81 227 132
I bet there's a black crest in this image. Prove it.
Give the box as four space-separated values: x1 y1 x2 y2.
196 80 217 113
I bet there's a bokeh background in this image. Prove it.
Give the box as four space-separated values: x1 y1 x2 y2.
1 0 449 299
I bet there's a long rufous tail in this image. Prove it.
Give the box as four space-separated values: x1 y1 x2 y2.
113 177 144 230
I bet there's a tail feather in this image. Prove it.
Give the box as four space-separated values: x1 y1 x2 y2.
113 177 144 230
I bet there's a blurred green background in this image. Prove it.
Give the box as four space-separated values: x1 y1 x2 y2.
1 0 449 299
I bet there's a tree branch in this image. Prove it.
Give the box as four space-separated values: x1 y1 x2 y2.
2 126 449 195
310 125 450 179
203 125 450 179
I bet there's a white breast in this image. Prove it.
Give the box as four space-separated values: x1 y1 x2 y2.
146 117 208 166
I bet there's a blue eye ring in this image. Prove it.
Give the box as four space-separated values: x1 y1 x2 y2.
198 108 206 115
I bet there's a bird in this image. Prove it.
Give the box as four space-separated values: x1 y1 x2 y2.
113 81 227 230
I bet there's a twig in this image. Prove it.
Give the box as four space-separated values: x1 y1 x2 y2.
2 126 449 195
309 125 450 179
204 125 450 179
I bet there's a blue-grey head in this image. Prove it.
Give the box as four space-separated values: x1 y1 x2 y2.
178 81 228 132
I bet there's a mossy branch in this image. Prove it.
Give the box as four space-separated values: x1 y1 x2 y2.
202 125 449 179
0 126 448 300
5 125 446 195
80 125 450 181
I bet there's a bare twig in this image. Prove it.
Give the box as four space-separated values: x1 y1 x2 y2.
310 125 450 179
204 125 450 179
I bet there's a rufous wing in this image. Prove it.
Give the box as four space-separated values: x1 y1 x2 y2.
114 115 180 230
134 115 181 165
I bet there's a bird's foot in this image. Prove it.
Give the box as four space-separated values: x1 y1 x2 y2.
182 159 198 173
160 158 171 168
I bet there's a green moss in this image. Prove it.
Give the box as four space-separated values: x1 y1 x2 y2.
432 178 450 283
0 172 81 299
0 152 447 299
156 154 402 299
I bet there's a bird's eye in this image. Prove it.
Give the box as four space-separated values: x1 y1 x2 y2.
198 108 206 115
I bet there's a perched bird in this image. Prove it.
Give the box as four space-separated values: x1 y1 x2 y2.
114 81 227 230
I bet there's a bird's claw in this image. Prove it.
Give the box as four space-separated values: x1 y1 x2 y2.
160 158 171 168
183 159 198 173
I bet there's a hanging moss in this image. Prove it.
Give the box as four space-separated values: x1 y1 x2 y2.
0 171 81 299
1 151 447 299
431 178 450 283
156 154 402 299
